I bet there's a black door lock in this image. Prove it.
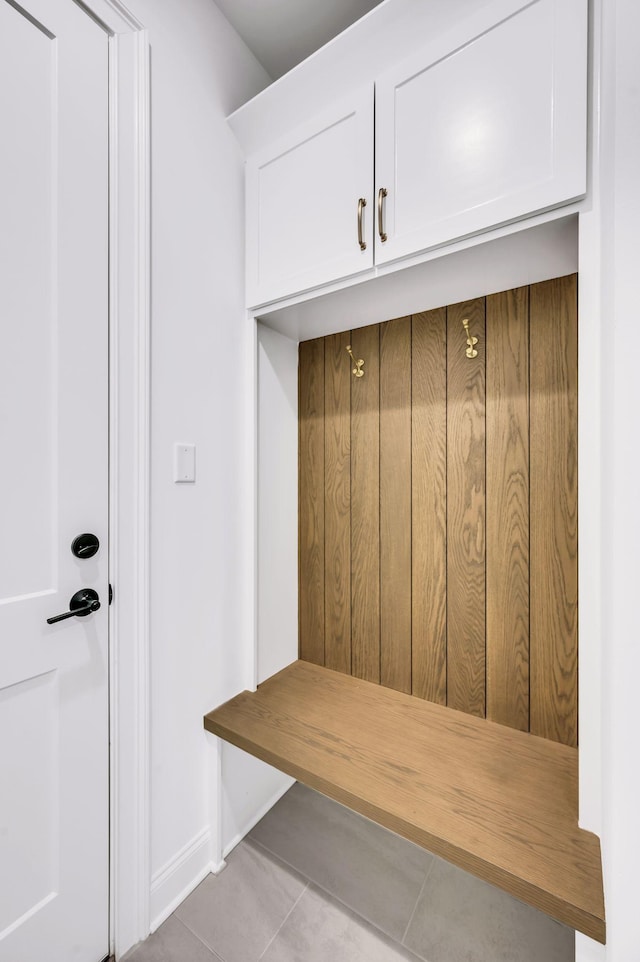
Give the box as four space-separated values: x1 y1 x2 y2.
71 533 100 559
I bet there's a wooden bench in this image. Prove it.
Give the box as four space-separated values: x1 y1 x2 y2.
204 660 605 943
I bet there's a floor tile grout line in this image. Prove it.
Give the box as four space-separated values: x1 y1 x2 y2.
172 914 226 961
249 834 430 952
401 857 437 950
257 881 309 960
247 835 314 884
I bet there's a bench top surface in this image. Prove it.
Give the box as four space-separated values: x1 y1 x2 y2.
204 659 605 943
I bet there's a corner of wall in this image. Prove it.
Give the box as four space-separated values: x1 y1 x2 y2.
221 743 294 856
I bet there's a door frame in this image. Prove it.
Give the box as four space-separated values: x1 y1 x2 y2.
76 1 151 957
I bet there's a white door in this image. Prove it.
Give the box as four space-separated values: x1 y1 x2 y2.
0 1 109 960
246 87 374 307
374 0 587 265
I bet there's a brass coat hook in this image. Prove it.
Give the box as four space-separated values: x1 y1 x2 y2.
346 345 364 377
462 318 478 358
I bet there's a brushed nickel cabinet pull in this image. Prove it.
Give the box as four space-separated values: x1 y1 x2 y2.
377 187 388 242
357 197 367 251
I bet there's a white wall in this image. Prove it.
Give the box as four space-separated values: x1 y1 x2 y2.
597 0 640 957
221 744 294 856
121 0 270 937
218 325 299 857
256 325 299 684
228 0 498 154
576 0 640 958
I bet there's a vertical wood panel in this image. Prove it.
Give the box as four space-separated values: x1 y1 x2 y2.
447 299 486 717
298 338 325 664
324 332 351 673
412 308 447 703
380 316 412 693
298 278 577 747
486 288 530 731
350 324 380 683
530 275 578 747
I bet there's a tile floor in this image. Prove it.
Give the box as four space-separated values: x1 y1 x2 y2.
125 782 575 962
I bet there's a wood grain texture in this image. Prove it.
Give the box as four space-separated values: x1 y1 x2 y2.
297 279 578 743
446 299 486 717
486 288 530 731
205 661 605 943
298 338 325 664
324 332 351 674
380 316 412 693
530 275 578 747
411 308 447 703
350 324 380 682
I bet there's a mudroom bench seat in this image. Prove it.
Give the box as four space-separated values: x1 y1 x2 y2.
204 660 605 943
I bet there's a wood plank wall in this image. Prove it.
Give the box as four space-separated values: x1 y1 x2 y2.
298 275 578 746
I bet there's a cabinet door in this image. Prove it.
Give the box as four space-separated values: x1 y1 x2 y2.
246 89 373 307
375 0 587 266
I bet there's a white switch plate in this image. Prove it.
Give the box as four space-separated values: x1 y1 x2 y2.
174 443 196 482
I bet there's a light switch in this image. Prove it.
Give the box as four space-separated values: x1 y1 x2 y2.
174 443 196 483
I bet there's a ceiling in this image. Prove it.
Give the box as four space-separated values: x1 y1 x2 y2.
214 0 385 80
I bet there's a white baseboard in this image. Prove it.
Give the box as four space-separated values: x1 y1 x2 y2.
222 776 295 859
148 775 292 933
149 827 213 932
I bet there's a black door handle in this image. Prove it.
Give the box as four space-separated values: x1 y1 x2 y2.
47 588 101 625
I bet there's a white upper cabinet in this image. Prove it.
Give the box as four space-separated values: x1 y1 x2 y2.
374 0 587 265
242 0 587 309
246 88 374 307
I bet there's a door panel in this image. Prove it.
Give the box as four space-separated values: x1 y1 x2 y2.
0 672 57 937
0 1 56 603
0 1 109 959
